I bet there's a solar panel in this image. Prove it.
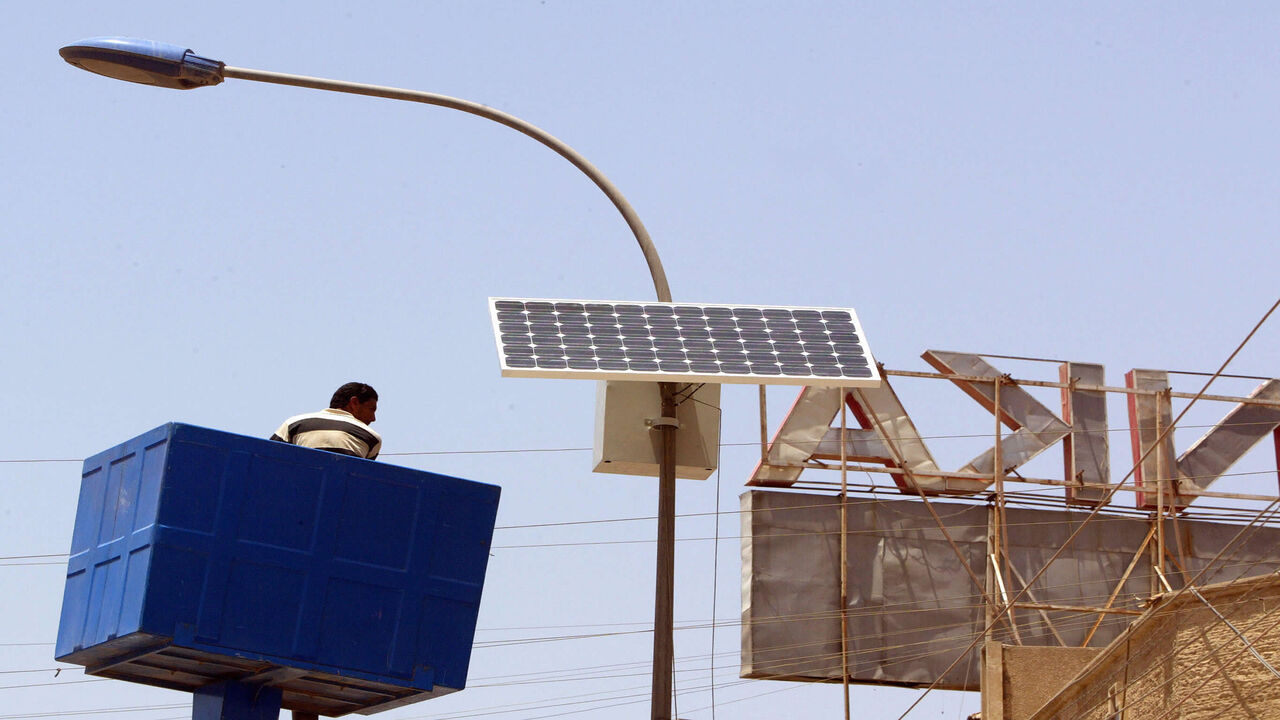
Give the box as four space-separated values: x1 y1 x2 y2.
490 297 881 387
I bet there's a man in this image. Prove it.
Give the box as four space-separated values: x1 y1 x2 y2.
271 382 382 460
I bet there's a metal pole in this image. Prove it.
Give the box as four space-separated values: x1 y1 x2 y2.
759 385 769 465
651 382 678 720
992 377 1011 638
1154 396 1166 596
981 502 998 718
1273 428 1280 496
216 65 681 719
839 390 851 720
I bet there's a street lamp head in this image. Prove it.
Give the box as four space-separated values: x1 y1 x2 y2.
59 37 224 89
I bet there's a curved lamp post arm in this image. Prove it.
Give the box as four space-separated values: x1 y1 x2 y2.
222 65 680 720
222 65 672 303
58 37 671 302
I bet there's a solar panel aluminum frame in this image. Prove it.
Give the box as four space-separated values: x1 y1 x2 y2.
489 297 882 388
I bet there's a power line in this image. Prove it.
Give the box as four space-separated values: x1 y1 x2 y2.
4 415 1279 467
893 296 1280 720
0 678 106 691
0 704 189 719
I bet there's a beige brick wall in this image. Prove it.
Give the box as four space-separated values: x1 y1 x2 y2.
996 645 1100 720
1030 576 1280 719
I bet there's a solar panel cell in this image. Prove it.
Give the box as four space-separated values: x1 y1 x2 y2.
491 298 879 387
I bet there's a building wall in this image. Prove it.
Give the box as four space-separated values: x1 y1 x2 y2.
981 642 1100 720
1031 577 1280 719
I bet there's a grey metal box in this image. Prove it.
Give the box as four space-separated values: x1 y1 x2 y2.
592 381 720 480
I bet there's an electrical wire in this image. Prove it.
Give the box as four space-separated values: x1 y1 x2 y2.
1063 569 1280 719
0 703 189 719
0 678 106 691
3 413 1277 467
15 490 1280 563
4 357 1275 718
709 443 724 719
893 297 1280 719
1020 509 1280 717
1044 503 1280 717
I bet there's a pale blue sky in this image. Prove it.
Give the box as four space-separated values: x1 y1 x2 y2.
3 3 1279 719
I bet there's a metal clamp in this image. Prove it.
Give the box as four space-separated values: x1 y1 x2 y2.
646 416 680 429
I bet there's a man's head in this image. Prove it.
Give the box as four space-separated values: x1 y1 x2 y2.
330 382 378 425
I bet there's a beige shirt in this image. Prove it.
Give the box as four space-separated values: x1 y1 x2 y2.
270 408 382 459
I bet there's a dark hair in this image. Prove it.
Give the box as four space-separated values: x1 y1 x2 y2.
330 382 378 409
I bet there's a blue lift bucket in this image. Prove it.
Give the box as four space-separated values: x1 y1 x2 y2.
55 423 500 718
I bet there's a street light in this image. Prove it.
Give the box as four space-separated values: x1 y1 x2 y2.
61 36 684 720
